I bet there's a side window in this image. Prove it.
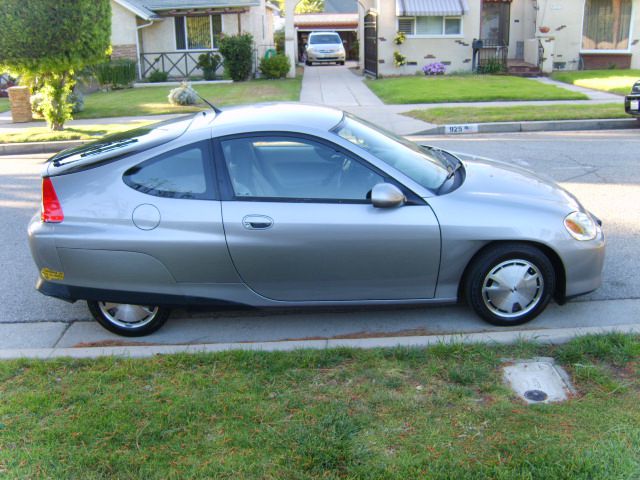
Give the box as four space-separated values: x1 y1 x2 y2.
220 136 384 201
123 142 213 199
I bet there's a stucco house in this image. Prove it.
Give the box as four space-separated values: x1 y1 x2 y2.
354 0 639 77
110 0 277 79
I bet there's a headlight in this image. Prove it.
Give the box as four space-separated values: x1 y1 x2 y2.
564 211 597 241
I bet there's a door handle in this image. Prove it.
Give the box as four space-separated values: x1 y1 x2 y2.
242 215 274 230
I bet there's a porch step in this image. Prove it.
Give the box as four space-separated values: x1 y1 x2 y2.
507 61 541 77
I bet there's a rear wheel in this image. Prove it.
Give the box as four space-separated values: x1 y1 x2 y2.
464 243 555 326
87 301 170 337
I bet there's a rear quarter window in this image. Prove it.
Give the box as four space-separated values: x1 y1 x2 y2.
123 141 216 200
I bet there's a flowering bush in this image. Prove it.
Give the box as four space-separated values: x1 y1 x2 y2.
422 62 446 75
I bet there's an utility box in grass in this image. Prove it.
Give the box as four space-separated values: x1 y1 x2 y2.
8 86 32 123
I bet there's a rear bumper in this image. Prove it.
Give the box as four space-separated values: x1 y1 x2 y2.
36 278 242 308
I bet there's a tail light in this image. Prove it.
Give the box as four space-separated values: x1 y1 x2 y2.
41 177 64 223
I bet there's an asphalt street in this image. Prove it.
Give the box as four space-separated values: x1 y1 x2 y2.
1 129 639 348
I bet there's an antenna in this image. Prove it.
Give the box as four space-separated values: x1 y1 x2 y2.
194 90 222 114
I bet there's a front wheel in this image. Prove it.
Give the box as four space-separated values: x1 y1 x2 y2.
87 301 171 336
464 243 555 326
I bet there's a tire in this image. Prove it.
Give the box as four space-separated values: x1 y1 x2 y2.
305 60 312 66
339 61 345 65
463 243 555 326
87 300 171 337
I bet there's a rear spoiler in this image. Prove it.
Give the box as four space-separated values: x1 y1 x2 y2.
46 114 200 176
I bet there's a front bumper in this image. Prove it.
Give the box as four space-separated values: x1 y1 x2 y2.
307 51 345 63
561 228 606 299
624 94 640 116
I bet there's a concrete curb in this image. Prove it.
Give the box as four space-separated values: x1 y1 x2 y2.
416 118 639 135
1 118 637 154
1 323 638 360
0 140 88 155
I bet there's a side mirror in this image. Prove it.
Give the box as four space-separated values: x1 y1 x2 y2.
371 183 405 208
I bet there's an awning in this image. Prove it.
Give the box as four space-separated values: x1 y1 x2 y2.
396 0 469 16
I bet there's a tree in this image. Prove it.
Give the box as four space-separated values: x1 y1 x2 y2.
295 0 325 14
0 1 111 130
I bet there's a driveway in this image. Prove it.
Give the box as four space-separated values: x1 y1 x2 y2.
1 129 639 349
300 62 432 135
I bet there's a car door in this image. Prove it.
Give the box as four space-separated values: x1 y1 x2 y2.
215 133 441 302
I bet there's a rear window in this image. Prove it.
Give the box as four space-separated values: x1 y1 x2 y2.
123 141 215 200
47 115 198 175
310 34 342 44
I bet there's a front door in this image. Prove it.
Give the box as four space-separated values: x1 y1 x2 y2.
481 0 511 46
216 134 441 302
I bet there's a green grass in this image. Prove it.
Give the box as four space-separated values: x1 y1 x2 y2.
0 334 638 479
0 122 152 143
551 69 640 95
77 78 302 119
0 98 9 113
366 75 588 104
405 103 627 124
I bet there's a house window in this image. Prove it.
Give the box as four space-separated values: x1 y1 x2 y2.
582 0 632 50
175 15 222 50
398 16 462 36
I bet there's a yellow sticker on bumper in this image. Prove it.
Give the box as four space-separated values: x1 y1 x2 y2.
41 268 64 281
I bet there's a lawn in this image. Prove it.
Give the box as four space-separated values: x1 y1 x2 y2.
1 334 638 479
551 69 640 95
366 75 588 104
405 103 627 124
0 98 9 113
0 121 152 144
77 78 302 119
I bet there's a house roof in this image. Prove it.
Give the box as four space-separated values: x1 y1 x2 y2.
117 0 261 19
112 0 159 20
396 0 469 16
139 0 260 10
294 13 358 29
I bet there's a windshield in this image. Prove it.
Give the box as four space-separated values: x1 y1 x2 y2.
310 34 342 45
333 115 449 192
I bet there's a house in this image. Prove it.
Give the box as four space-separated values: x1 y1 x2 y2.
110 0 277 79
354 0 640 77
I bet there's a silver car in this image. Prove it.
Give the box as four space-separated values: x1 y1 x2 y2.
28 104 605 336
305 32 346 66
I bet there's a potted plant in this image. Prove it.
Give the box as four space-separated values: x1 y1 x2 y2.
539 26 551 34
197 52 223 80
393 31 406 45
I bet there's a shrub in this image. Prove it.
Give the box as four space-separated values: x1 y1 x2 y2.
94 59 137 89
219 34 254 82
274 28 285 54
478 58 505 74
422 62 446 75
197 52 223 80
148 70 169 83
259 54 290 79
31 90 84 116
168 82 197 106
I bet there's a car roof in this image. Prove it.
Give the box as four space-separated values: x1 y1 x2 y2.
210 103 344 132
